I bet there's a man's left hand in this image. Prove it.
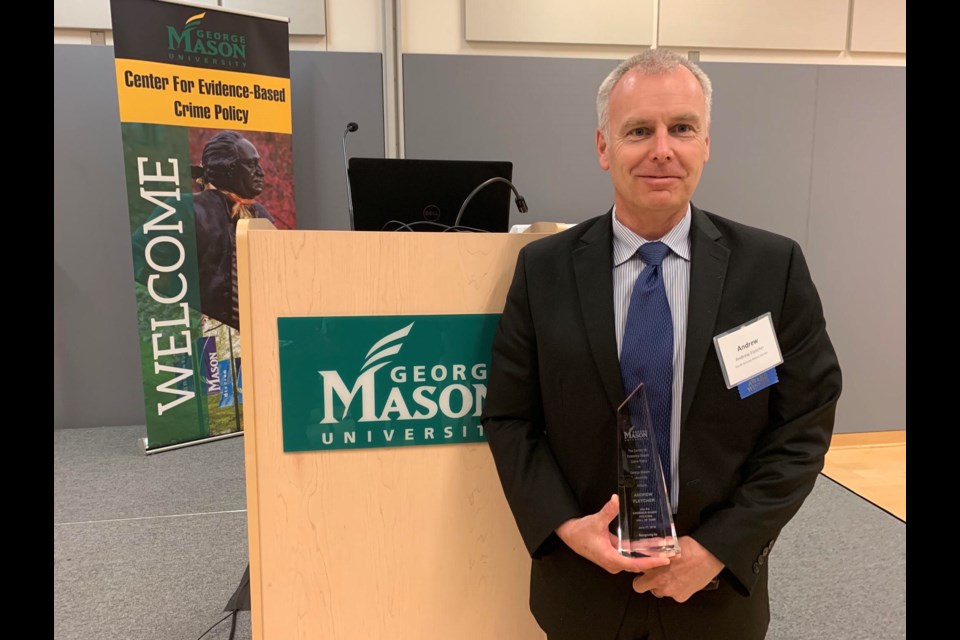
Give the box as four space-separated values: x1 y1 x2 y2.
631 536 724 603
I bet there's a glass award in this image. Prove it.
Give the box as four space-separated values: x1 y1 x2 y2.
615 383 680 557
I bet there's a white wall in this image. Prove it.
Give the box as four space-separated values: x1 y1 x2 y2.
55 0 905 64
403 0 905 65
851 0 907 53
54 0 381 52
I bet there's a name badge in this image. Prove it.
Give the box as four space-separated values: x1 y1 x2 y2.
713 313 783 398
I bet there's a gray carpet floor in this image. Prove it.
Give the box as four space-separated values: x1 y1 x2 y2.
53 425 905 639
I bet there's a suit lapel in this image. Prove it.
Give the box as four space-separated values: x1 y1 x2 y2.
571 208 730 419
573 212 625 410
680 206 730 430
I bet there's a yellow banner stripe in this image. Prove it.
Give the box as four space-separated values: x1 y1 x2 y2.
115 59 292 134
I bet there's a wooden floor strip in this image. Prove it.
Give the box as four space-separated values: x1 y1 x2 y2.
822 430 905 521
830 431 906 448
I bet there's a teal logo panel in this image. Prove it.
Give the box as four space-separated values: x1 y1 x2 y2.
278 315 500 452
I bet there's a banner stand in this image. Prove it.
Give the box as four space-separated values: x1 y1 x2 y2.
110 0 296 452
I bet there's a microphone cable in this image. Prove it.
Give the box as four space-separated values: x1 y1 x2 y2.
196 610 240 640
380 220 489 233
454 177 528 229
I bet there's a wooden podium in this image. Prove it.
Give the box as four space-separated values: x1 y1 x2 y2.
236 220 548 639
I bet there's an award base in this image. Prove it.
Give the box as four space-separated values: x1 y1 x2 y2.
616 529 681 558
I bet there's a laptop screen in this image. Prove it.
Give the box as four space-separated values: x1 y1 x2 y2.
348 158 513 232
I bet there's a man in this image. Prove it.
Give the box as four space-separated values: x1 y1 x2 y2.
192 130 274 330
482 50 842 640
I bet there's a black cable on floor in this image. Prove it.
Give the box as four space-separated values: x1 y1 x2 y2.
228 610 238 640
197 611 233 640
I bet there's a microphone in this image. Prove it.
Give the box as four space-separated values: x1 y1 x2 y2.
454 177 529 229
342 122 359 229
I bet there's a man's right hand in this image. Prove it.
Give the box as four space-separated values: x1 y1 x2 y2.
555 494 672 574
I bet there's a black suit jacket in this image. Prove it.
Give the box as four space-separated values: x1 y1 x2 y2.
482 206 841 640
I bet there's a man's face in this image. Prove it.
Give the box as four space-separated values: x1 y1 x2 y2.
229 138 265 198
597 66 710 231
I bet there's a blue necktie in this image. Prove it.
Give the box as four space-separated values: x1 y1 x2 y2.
620 241 673 498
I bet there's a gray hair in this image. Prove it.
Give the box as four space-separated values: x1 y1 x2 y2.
596 49 712 138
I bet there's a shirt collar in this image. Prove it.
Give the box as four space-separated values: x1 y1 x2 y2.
612 204 692 267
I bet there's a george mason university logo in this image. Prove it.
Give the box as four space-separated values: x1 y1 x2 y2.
318 322 488 425
278 315 500 452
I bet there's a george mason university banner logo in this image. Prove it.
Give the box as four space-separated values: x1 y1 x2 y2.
277 315 500 452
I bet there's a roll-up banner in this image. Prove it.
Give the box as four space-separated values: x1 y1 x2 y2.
110 0 296 450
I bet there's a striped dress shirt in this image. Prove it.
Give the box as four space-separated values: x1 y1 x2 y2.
612 205 691 512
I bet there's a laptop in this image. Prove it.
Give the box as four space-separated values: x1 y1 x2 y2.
348 158 513 232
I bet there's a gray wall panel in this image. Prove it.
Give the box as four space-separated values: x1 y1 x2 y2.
402 55 817 240
55 47 904 433
696 62 818 244
403 54 905 433
54 46 384 429
807 67 906 432
291 51 385 231
403 54 616 224
54 45 145 431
